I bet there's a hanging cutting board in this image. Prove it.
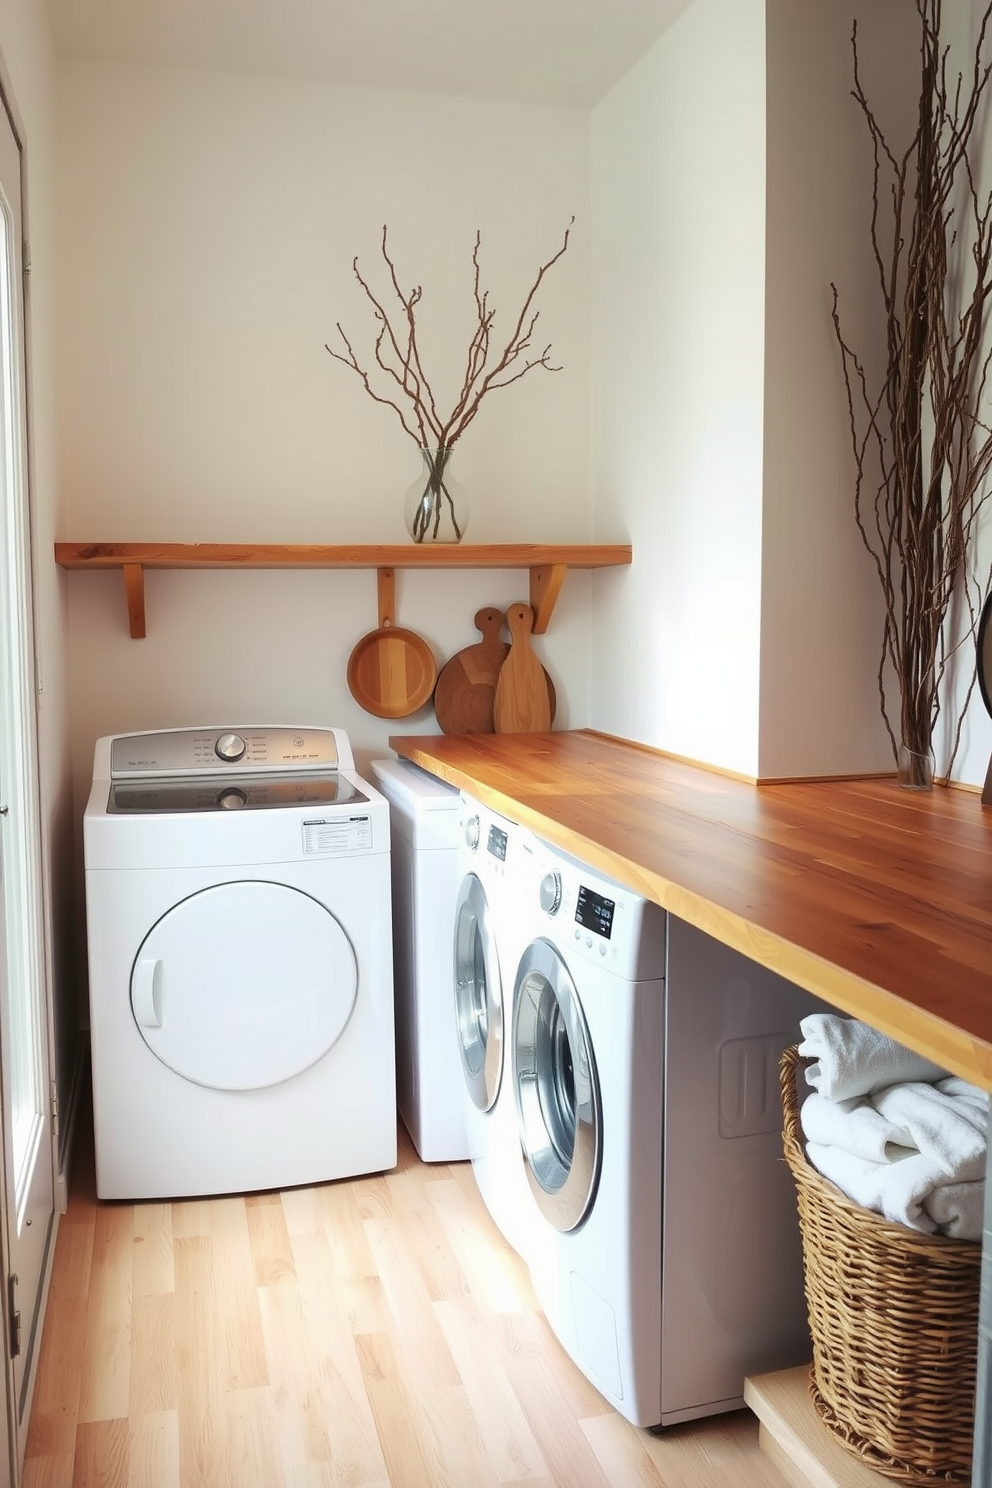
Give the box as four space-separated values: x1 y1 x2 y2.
347 568 438 719
433 607 509 734
494 603 553 733
435 607 557 734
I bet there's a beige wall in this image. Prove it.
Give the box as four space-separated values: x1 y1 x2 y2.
53 3 992 886
590 0 767 777
758 0 917 779
930 1 992 786
57 61 594 807
588 0 933 782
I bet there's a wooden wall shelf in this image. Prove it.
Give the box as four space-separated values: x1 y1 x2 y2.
53 542 632 639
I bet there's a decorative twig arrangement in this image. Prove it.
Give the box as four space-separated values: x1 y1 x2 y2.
832 0 992 786
327 221 572 541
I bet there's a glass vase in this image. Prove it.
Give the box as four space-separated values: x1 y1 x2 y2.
897 740 935 791
404 446 468 545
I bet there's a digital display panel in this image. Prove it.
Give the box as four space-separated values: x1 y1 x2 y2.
575 884 615 940
487 823 508 861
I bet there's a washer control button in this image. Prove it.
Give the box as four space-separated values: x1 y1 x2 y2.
218 787 248 810
215 732 247 762
539 871 562 915
464 816 480 851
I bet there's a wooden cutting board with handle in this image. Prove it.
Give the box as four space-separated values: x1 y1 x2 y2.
433 607 509 734
494 603 553 733
435 607 557 734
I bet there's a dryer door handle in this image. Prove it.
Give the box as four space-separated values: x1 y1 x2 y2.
133 957 163 1028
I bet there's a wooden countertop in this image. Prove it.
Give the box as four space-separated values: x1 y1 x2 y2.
388 729 992 1089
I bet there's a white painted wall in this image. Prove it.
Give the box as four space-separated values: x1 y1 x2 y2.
588 0 969 784
931 0 992 788
55 0 992 835
759 0 916 779
590 0 767 776
57 61 592 801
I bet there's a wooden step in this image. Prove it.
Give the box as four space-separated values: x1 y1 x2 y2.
744 1368 892 1488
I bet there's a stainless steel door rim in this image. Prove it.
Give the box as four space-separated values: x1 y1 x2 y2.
453 872 503 1111
513 937 601 1232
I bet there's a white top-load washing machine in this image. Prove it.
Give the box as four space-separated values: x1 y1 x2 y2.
83 725 396 1201
370 758 466 1162
452 792 541 1259
511 836 823 1429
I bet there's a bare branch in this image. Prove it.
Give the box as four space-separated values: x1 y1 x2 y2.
327 219 573 512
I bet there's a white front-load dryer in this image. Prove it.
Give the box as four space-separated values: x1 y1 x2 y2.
452 792 538 1258
512 838 824 1428
83 725 396 1200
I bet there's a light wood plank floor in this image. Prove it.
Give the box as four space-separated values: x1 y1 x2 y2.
23 1105 791 1488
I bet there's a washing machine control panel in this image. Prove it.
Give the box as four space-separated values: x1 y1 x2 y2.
110 727 342 777
575 882 615 940
487 822 508 862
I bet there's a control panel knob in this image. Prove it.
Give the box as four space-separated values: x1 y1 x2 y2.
217 787 248 810
215 732 247 762
464 816 480 851
540 871 562 914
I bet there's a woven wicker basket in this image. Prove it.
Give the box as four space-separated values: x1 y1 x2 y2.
779 1044 981 1484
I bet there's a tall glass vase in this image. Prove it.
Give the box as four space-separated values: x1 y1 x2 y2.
404 446 468 544
897 740 935 791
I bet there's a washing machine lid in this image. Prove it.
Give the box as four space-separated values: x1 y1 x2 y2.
453 872 503 1112
109 773 368 814
370 758 460 812
130 880 358 1090
514 937 602 1233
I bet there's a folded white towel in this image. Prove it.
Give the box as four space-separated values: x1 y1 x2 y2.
800 1091 912 1163
923 1180 986 1241
871 1081 988 1179
936 1075 991 1111
806 1141 943 1234
798 1013 948 1101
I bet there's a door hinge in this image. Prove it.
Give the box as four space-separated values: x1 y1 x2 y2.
50 1080 59 1138
7 1274 19 1359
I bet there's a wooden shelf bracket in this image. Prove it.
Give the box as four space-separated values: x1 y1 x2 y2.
122 563 146 639
529 564 567 635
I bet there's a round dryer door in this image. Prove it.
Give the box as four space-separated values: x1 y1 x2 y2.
452 872 503 1112
130 881 358 1090
513 937 601 1233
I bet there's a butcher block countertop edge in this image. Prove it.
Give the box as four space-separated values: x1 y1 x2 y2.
388 728 992 1091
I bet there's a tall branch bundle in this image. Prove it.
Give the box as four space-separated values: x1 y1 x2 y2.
327 222 572 540
832 0 992 784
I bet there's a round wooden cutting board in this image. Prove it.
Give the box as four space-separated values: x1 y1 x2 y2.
347 624 438 718
433 608 509 734
346 567 438 719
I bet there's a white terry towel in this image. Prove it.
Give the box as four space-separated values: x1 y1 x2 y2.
871 1080 988 1178
923 1181 986 1241
937 1075 991 1109
800 1091 913 1164
804 1142 974 1236
798 1013 949 1101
